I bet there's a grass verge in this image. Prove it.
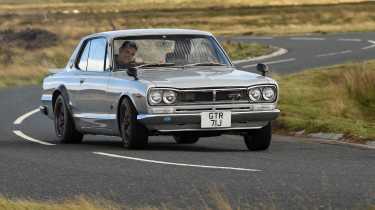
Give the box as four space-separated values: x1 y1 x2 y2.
222 41 276 61
0 196 120 210
0 194 373 210
0 195 273 210
275 60 375 141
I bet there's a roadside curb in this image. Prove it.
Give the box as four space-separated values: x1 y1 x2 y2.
274 134 375 150
232 47 288 65
304 138 375 150
332 140 375 150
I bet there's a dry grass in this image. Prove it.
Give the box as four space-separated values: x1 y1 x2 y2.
275 60 375 141
0 0 367 12
0 32 76 88
0 196 121 210
0 193 373 210
2 2 375 39
0 191 241 210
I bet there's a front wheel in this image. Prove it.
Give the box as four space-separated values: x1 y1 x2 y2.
119 98 148 149
243 122 272 151
54 95 83 143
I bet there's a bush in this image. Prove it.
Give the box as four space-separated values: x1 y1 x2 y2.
0 28 58 50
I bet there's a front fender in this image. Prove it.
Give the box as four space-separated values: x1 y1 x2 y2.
116 90 148 115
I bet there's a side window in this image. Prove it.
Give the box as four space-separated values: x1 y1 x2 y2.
87 38 107 72
77 41 91 70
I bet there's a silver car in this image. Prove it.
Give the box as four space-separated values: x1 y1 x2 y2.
40 29 280 150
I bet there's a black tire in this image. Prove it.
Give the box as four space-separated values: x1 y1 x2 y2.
243 122 272 151
54 95 83 143
173 135 199 144
119 98 148 149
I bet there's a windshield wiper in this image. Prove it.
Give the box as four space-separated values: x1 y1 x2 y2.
183 62 227 67
136 63 176 68
114 63 178 72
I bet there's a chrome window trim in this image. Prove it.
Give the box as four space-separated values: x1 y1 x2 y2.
74 36 109 72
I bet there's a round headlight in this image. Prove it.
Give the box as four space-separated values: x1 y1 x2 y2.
262 87 276 101
149 90 163 104
163 90 177 104
249 88 261 102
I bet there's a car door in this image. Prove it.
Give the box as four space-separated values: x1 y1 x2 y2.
75 37 113 133
66 38 91 119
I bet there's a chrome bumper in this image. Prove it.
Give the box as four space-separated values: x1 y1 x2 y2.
137 109 280 132
41 94 53 119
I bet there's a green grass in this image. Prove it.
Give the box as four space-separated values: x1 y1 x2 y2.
222 41 275 60
275 60 375 141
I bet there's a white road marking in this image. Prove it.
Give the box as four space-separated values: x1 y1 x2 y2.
94 152 262 172
233 48 288 64
290 37 325 41
316 50 352 57
13 108 56 146
362 40 375 50
337 38 362 42
13 130 56 146
13 108 40 125
242 58 296 68
362 45 375 50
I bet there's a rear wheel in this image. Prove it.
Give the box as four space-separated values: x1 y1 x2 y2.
174 135 199 144
243 122 272 151
119 98 148 149
54 95 83 143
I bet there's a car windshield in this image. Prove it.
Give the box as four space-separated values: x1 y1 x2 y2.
113 35 231 70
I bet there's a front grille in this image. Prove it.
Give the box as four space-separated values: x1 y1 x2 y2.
180 91 213 103
216 89 248 101
178 88 249 105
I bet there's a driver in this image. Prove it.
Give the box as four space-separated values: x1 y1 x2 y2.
116 41 138 69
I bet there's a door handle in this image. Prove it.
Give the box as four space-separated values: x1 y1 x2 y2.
80 79 85 84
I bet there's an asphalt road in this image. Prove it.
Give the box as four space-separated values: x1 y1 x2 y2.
228 32 375 74
1 32 375 209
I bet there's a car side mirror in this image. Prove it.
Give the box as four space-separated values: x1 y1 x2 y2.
127 67 138 80
256 63 269 76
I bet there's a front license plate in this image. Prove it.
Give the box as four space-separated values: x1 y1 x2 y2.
201 111 231 128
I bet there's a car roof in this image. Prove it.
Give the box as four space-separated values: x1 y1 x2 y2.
86 28 213 39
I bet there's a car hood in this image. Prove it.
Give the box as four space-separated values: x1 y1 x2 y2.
132 66 276 89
